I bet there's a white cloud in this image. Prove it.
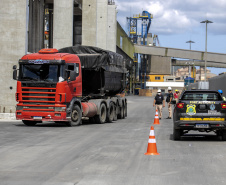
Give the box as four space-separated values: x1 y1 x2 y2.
115 0 226 35
145 1 163 18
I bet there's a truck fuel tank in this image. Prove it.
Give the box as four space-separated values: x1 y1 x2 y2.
81 102 98 117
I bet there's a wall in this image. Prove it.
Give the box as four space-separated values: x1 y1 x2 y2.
106 4 116 52
116 22 134 59
82 0 97 46
0 0 27 113
146 82 184 96
53 0 74 49
82 0 117 52
96 0 107 49
150 56 171 75
209 74 226 96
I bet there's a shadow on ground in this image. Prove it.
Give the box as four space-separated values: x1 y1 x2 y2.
170 133 222 141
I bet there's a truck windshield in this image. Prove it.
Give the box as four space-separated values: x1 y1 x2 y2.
19 64 64 82
181 92 222 101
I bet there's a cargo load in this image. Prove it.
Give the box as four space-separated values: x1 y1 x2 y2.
58 46 126 96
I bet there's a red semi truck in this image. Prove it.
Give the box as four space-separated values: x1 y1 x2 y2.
13 46 127 126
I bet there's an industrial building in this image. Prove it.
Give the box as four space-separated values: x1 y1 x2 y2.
1 0 226 113
0 0 133 113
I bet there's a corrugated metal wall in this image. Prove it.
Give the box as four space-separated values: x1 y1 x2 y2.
209 74 226 96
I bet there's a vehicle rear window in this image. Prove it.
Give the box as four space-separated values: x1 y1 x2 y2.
181 92 222 101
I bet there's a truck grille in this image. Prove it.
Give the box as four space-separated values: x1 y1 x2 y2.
20 84 57 112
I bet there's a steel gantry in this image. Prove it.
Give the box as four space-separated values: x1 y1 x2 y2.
127 11 153 45
127 11 153 90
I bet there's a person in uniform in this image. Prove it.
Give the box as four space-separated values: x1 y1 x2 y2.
166 87 173 119
153 89 165 119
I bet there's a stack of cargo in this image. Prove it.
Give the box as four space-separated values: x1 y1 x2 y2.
139 89 152 96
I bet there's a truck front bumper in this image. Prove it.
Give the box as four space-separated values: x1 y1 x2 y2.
16 111 71 122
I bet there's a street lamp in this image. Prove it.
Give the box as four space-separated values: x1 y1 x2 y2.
186 40 195 80
186 40 195 50
200 20 213 81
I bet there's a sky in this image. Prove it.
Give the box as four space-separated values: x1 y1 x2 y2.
115 0 226 75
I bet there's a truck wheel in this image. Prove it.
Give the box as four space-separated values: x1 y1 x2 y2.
173 128 181 140
222 130 226 141
125 102 127 117
113 104 117 121
67 105 82 126
116 102 120 119
22 120 37 126
118 104 125 119
95 103 107 124
106 102 114 123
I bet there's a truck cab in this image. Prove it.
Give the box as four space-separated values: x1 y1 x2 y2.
13 48 82 126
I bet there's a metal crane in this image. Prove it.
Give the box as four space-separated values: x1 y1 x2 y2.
127 11 155 89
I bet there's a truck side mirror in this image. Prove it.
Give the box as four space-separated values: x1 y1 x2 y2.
68 71 76 81
13 65 18 80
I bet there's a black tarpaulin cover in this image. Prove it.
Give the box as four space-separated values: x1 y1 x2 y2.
58 46 126 73
58 46 126 96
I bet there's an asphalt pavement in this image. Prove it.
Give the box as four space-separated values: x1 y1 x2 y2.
1 96 226 185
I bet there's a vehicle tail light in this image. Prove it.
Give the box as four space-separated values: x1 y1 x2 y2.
177 103 184 108
221 103 226 109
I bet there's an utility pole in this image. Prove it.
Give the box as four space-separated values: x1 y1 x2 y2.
186 40 195 50
186 40 195 82
200 20 213 81
186 40 195 80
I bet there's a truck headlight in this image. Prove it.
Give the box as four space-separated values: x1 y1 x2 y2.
55 107 66 112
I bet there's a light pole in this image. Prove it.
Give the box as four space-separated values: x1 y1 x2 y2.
186 40 195 50
200 20 213 81
186 40 195 80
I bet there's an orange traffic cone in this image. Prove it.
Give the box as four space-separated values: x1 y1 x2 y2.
153 109 160 125
145 126 160 155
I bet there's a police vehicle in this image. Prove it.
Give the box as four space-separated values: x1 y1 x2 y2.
173 90 226 140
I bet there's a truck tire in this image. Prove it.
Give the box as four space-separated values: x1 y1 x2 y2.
173 128 181 140
118 103 125 119
125 102 127 117
222 130 226 141
106 102 114 123
95 103 107 124
116 102 120 119
113 104 117 121
22 120 37 126
67 105 82 126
